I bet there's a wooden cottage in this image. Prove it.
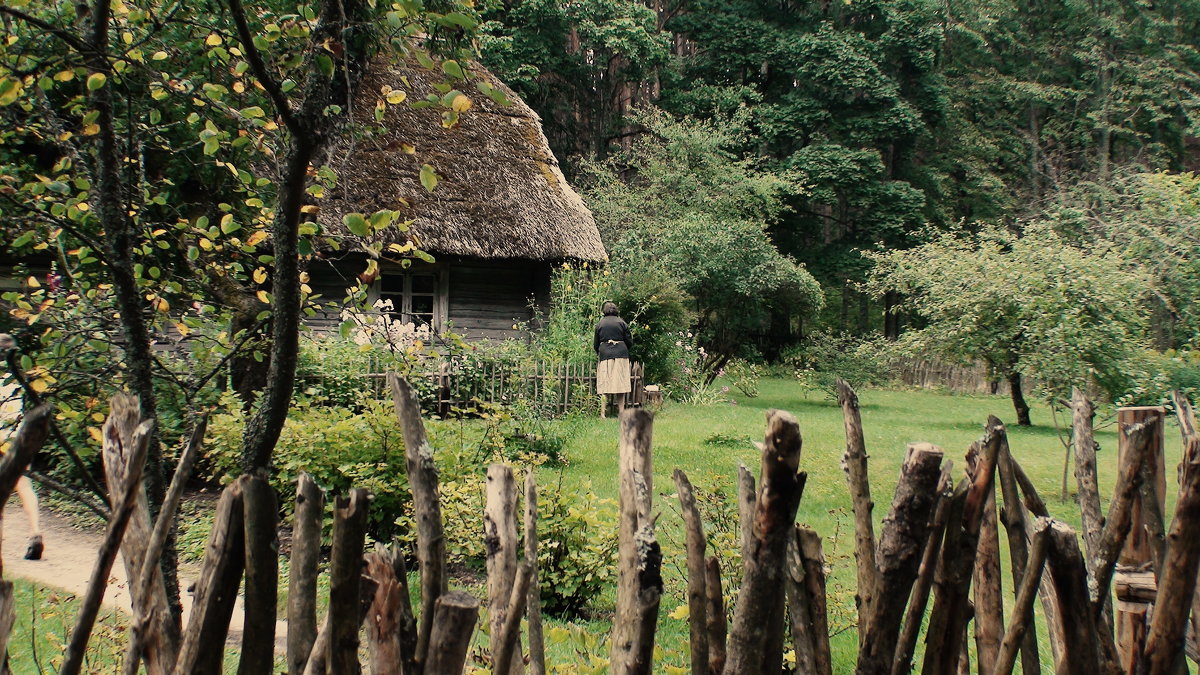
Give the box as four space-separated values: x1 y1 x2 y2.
310 57 606 341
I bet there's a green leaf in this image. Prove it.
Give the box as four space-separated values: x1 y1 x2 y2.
316 53 334 79
86 73 107 91
442 60 465 80
419 164 438 192
187 246 199 261
239 106 265 118
442 12 478 29
343 213 370 237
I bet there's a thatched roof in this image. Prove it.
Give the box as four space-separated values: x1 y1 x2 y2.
320 56 606 263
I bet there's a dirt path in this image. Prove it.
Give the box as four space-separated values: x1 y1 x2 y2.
2 500 287 651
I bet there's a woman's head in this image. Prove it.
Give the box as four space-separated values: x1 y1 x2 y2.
602 301 619 316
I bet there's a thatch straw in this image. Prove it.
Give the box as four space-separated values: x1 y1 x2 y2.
320 55 606 262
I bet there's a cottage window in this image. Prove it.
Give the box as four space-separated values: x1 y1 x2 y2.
377 267 447 331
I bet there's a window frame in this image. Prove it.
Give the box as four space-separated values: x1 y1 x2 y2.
370 262 448 332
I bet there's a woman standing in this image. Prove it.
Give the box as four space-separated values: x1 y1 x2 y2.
593 301 633 418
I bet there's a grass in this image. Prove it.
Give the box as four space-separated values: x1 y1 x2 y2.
520 377 1138 672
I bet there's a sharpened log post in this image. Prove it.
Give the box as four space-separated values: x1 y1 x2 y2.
328 489 371 675
704 556 726 675
61 418 153 675
838 379 877 644
892 464 955 675
486 464 522 674
123 416 209 675
525 472 546 675
1008 455 1066 663
101 395 175 675
610 409 662 674
855 443 944 675
289 473 325 675
1046 520 1103 675
0 398 49 665
364 548 404 675
786 530 817 674
389 374 448 670
996 438 1041 675
674 469 709 675
971 443 1005 675
922 417 1003 675
797 526 831 675
1138 394 1200 675
494 562 533 675
736 463 755 564
173 479 247 675
724 410 806 675
425 591 480 674
993 518 1050 675
239 474 279 675
1073 390 1104 577
1112 407 1164 672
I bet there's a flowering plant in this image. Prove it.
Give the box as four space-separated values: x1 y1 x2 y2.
668 331 728 405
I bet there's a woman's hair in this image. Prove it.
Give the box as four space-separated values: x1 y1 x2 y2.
602 301 619 316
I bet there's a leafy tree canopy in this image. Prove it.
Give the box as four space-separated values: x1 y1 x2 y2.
867 223 1151 422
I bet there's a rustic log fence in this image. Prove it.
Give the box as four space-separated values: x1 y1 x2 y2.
12 376 1200 674
304 354 645 416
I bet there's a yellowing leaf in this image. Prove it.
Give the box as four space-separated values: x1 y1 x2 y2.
252 267 268 284
154 297 170 312
25 276 39 288
86 72 107 91
386 90 407 104
667 604 689 620
419 164 438 192
87 427 103 443
0 77 23 106
175 322 191 337
450 93 472 112
151 51 169 61
82 123 100 136
256 290 270 303
205 33 222 46
245 230 267 246
401 143 415 154
29 378 49 393
300 204 321 214
54 70 75 82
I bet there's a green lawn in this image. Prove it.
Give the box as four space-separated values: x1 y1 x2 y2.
521 378 1153 673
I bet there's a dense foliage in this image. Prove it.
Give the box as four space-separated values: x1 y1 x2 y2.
481 0 1200 345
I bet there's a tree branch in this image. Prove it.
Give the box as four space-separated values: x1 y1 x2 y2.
224 0 298 133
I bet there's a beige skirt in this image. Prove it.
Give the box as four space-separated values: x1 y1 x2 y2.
597 358 632 394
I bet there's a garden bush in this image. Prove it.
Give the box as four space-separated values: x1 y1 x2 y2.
785 330 891 398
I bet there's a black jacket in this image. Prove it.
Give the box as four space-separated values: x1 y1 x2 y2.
593 315 633 361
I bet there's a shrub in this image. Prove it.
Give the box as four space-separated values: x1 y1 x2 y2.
204 392 414 539
536 475 618 618
786 331 890 398
724 358 762 398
